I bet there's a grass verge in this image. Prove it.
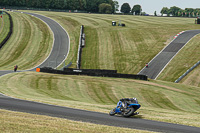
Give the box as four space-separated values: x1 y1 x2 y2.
158 34 200 84
0 12 10 44
0 72 199 127
0 12 53 70
0 109 153 133
21 11 200 84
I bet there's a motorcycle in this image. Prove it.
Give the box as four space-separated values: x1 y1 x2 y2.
109 98 141 117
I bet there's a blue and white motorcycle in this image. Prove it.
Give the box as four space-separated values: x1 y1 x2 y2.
109 98 141 117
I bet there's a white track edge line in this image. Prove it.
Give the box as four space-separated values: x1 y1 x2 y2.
138 31 185 75
154 31 200 80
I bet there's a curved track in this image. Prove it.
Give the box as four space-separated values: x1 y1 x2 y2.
139 30 200 79
0 12 200 132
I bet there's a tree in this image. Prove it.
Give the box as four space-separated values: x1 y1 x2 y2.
154 11 157 16
120 3 131 14
185 8 194 17
132 4 141 15
169 6 181 16
99 3 112 14
113 0 119 12
160 7 169 16
85 0 111 13
0 0 116 13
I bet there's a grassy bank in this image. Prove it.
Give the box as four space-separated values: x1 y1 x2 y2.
27 11 200 74
0 109 153 133
0 12 10 44
21 11 200 87
0 72 199 127
158 34 200 83
23 11 82 69
0 12 53 70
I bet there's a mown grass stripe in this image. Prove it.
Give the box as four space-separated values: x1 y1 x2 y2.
0 13 10 43
0 72 200 127
0 12 52 70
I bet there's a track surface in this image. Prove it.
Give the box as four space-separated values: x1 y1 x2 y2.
0 11 69 75
1 96 200 133
0 12 200 132
139 30 200 79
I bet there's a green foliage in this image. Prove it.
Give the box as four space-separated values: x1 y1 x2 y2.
160 7 169 15
113 0 119 12
161 6 200 17
169 6 181 16
154 11 157 16
132 4 141 15
0 0 116 13
120 3 131 14
99 3 112 14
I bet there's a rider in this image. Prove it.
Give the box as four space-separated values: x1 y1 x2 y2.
132 97 138 104
145 63 149 68
120 98 138 109
111 97 140 116
14 65 18 72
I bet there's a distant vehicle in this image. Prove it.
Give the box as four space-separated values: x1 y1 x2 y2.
109 98 141 117
162 14 167 16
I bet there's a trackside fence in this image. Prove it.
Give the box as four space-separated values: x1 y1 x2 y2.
0 12 13 49
76 25 85 69
175 60 200 83
39 67 148 81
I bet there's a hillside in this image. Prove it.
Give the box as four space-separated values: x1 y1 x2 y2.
158 34 200 83
0 11 200 131
0 12 10 45
0 72 199 127
0 12 53 70
25 11 200 81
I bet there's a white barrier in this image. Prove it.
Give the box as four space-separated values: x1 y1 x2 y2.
175 60 200 83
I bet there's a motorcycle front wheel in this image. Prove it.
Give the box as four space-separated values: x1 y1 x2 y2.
109 108 116 116
122 107 135 117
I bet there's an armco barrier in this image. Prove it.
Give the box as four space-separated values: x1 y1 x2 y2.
0 12 13 49
63 68 117 74
39 67 148 81
175 60 200 83
76 25 84 69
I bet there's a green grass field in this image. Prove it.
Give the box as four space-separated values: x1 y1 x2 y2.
0 72 199 127
0 11 200 132
0 12 53 70
0 12 10 44
25 11 200 80
0 109 153 133
158 33 200 83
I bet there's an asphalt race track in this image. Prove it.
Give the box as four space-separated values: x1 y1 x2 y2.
25 12 70 70
0 12 200 132
0 11 70 76
1 96 200 133
139 30 200 79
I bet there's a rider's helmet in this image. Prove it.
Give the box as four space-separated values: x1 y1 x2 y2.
133 97 137 101
132 97 138 103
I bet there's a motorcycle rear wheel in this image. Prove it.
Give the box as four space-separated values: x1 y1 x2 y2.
122 107 135 117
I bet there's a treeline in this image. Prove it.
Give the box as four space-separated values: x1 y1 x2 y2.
120 3 142 15
0 0 118 13
161 6 200 17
